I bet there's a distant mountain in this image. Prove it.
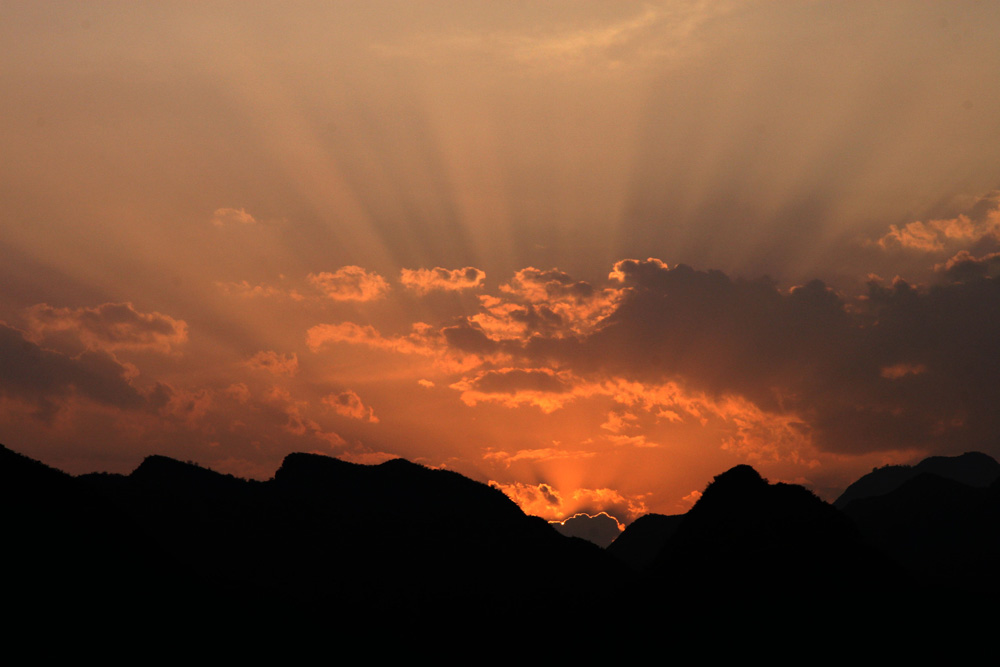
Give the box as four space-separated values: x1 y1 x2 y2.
842 471 1000 593
834 451 1000 508
606 513 683 571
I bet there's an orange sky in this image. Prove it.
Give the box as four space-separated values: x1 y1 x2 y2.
4 2 1000 525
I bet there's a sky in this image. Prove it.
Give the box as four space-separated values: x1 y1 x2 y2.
4 1 1000 527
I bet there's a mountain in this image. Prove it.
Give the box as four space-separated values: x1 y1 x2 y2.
648 465 895 596
606 513 683 571
6 442 1000 651
841 471 1000 594
4 443 625 641
834 451 1000 508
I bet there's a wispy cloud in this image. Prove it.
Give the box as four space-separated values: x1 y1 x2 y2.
211 207 258 227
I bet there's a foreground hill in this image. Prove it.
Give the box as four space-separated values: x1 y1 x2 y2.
5 443 999 650
4 444 622 641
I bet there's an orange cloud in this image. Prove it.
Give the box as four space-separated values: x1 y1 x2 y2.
323 389 378 423
469 267 623 341
681 490 703 508
307 321 489 374
211 207 257 227
450 368 588 412
488 480 564 518
265 386 345 447
401 266 486 294
243 350 299 376
306 322 436 355
154 384 213 425
873 201 1000 252
600 410 638 433
489 479 649 523
308 266 390 301
24 302 188 354
216 279 304 301
483 447 596 466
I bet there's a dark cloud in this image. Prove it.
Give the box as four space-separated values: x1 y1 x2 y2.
440 322 498 354
24 302 188 354
936 250 1000 283
0 322 146 421
483 258 1000 457
401 266 486 294
550 512 623 548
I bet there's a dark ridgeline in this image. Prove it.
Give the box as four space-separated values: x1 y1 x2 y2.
5 443 999 652
605 512 684 571
3 444 623 646
833 451 1000 508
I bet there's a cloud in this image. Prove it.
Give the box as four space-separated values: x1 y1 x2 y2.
216 280 304 301
872 198 1000 252
600 410 638 434
264 386 345 447
450 368 585 413
488 480 563 518
243 350 299 376
211 207 257 227
307 321 489 373
323 390 378 423
534 257 1000 457
24 302 188 354
336 449 398 465
935 250 1000 282
550 512 623 547
469 267 623 342
880 363 927 380
483 447 596 467
308 266 389 301
489 478 649 523
681 490 703 508
306 322 436 356
0 322 146 421
401 266 486 295
152 383 213 425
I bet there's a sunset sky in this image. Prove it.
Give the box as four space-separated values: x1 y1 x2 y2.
4 1 1000 526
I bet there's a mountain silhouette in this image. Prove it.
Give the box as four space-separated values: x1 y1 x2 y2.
842 471 1000 594
834 451 1000 508
6 442 1000 651
649 465 893 596
5 443 625 643
606 513 683 571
